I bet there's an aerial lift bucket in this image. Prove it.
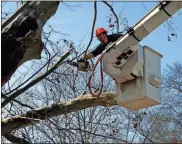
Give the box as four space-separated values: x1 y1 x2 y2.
103 44 163 111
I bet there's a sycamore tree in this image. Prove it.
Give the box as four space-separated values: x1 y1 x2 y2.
1 1 182 143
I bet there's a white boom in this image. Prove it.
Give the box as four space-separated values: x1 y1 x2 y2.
102 1 182 111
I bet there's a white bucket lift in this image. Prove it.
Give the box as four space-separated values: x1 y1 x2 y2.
103 45 163 111
101 1 181 110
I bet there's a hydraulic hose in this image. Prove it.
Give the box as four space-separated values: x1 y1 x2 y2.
88 52 105 97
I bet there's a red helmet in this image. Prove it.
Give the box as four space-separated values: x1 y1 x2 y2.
96 28 108 37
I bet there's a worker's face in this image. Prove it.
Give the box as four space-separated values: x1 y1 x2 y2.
97 33 108 44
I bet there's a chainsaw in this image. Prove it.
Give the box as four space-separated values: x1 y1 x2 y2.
67 59 91 72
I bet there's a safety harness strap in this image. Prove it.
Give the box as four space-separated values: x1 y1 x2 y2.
127 27 141 42
159 1 171 17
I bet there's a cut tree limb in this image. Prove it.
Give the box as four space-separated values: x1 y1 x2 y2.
1 92 117 136
1 1 60 86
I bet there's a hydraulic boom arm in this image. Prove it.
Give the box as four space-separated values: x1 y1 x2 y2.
108 1 182 55
102 1 182 111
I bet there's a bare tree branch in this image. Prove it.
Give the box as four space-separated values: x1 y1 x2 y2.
102 1 119 33
84 0 97 56
2 93 34 109
2 50 72 108
2 92 117 136
61 2 81 12
4 53 58 96
4 133 30 144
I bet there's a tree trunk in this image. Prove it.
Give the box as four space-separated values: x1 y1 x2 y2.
1 1 60 86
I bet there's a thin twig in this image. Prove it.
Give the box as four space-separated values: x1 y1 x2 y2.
2 93 34 109
4 53 58 95
102 1 119 33
61 1 81 12
2 50 72 108
141 2 149 11
4 134 30 144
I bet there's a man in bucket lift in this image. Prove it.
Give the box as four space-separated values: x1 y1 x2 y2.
73 27 123 72
83 27 123 60
77 27 123 96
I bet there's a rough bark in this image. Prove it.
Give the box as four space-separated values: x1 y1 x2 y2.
1 1 60 86
1 92 117 136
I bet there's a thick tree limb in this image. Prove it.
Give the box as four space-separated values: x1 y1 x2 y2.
2 92 117 136
1 1 60 86
2 49 72 108
4 134 30 144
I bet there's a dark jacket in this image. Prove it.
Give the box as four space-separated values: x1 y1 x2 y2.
91 33 123 57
